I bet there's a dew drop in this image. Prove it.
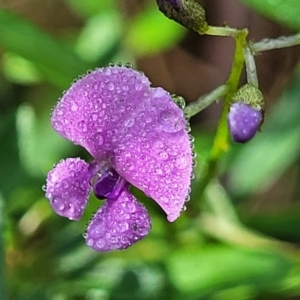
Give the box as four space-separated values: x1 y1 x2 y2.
76 120 88 132
124 117 135 128
87 238 94 246
71 103 78 112
93 132 104 145
96 239 106 248
107 82 115 91
124 62 132 68
56 108 64 116
91 113 98 121
152 87 165 98
159 110 185 133
158 151 168 160
175 155 189 170
54 121 63 132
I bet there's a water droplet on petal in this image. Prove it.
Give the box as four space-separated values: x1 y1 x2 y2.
175 155 189 170
158 151 168 160
91 113 98 121
159 110 185 133
107 82 115 91
76 120 88 132
71 103 78 111
124 117 135 128
96 239 106 248
93 132 104 145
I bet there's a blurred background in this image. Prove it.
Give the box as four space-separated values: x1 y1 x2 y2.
1 0 300 299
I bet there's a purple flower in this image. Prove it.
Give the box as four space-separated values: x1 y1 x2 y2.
45 65 193 252
228 102 262 143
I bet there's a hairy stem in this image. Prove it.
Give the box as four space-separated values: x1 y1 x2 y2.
184 84 229 117
251 33 300 53
244 45 259 88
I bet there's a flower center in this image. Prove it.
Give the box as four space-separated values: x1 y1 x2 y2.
90 163 126 200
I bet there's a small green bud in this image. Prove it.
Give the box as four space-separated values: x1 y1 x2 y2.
156 0 208 34
231 84 264 111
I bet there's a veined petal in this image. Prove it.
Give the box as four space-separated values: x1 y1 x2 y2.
45 158 92 220
51 66 150 160
113 87 193 222
85 188 151 252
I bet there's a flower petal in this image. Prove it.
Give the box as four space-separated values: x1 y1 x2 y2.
85 188 151 252
113 87 193 222
45 158 92 220
51 66 151 160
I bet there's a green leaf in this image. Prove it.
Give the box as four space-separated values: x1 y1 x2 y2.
126 5 185 55
167 245 292 296
241 0 300 30
0 9 90 88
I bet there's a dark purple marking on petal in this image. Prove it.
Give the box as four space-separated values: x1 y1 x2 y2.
228 102 262 143
91 165 127 200
85 188 151 252
45 158 92 220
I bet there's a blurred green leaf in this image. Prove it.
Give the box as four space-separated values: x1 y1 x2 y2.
0 9 90 88
66 0 116 18
244 206 300 242
227 74 300 197
16 103 73 177
126 5 185 55
0 111 28 198
241 0 300 30
2 53 41 85
75 13 122 63
167 245 293 296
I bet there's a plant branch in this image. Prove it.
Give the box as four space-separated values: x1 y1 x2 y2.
251 33 300 53
184 84 229 118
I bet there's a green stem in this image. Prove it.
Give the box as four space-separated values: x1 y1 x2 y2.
210 29 248 160
251 33 300 53
204 25 239 37
244 45 259 88
198 29 248 195
184 84 229 118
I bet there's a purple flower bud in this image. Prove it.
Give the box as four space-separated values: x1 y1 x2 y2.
45 65 193 251
228 102 262 143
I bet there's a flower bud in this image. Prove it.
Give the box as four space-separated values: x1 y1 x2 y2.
228 84 264 143
156 0 208 33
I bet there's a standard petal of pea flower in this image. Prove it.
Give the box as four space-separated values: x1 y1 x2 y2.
45 65 193 252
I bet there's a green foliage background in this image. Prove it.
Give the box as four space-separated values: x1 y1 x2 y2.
1 0 300 299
